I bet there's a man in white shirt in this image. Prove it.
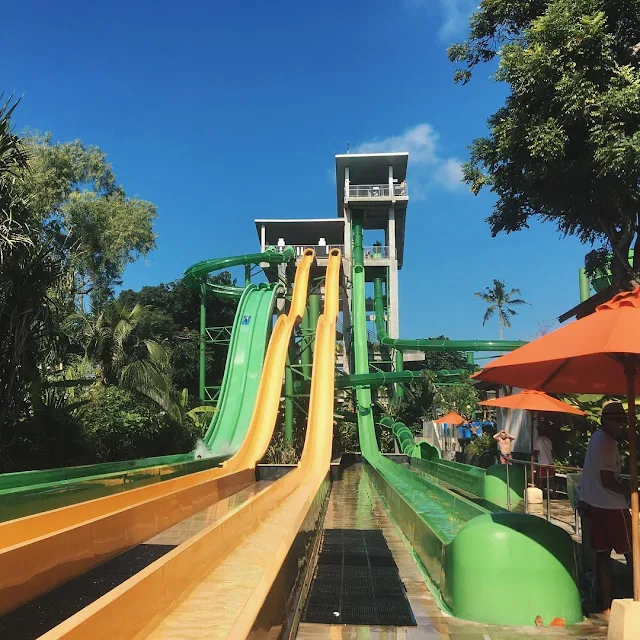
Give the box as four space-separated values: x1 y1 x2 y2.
580 402 631 615
534 427 556 498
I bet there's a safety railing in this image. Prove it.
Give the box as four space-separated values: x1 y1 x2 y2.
363 245 390 259
348 183 408 198
499 458 585 533
289 244 344 258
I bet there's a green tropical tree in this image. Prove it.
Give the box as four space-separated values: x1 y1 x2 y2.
449 0 640 289
72 302 181 421
474 279 528 339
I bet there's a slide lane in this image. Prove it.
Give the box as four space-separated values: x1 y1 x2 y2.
204 282 281 451
0 250 316 621
350 213 582 627
37 248 341 640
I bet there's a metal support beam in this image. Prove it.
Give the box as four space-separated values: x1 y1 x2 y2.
199 283 206 403
308 294 320 352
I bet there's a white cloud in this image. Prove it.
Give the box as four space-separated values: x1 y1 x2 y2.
353 123 438 164
352 124 466 198
437 0 476 40
433 157 465 191
404 0 476 41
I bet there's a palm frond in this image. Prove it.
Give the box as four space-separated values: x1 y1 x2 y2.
474 290 496 303
482 305 496 326
144 339 171 367
120 359 182 422
120 359 171 395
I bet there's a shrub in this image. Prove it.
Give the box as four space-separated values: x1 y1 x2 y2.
79 386 199 462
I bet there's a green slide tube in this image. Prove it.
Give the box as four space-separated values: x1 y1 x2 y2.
184 246 294 299
0 247 293 521
350 213 582 626
379 417 440 460
371 277 525 353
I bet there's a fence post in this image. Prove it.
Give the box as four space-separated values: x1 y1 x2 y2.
546 470 551 521
506 462 512 511
524 462 528 514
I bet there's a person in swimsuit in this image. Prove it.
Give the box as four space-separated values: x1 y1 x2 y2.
493 429 515 464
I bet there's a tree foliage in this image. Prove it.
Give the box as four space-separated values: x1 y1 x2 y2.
25 132 157 303
450 0 640 286
420 336 469 371
0 99 165 469
118 277 236 397
474 279 527 338
435 379 480 419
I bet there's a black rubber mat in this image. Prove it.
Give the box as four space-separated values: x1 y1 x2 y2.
0 543 175 640
302 529 415 626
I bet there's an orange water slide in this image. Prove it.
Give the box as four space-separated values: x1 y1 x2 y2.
0 249 316 618
40 247 342 640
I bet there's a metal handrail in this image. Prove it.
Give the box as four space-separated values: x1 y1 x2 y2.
289 244 344 257
348 183 408 198
363 245 390 259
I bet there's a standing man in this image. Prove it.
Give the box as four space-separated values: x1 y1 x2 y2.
493 429 515 464
534 426 557 498
580 402 632 615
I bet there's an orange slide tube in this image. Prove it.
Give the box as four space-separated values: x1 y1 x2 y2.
0 249 316 618
40 248 341 640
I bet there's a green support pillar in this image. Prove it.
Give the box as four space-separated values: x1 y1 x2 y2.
284 350 294 443
199 283 206 403
394 349 405 400
308 294 320 352
245 264 251 286
300 311 312 379
579 267 590 302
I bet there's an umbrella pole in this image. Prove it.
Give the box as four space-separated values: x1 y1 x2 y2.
626 363 640 601
530 411 536 488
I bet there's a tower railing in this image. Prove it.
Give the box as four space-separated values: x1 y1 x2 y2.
347 183 408 198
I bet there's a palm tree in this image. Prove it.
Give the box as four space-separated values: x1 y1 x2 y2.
72 302 181 421
474 279 528 339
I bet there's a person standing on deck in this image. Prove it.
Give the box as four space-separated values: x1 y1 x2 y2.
534 426 557 498
493 429 515 464
580 401 632 616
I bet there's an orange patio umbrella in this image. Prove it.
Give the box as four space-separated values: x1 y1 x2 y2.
474 288 640 601
434 411 466 425
480 390 585 486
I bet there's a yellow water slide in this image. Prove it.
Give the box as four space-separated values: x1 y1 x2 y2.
40 247 342 640
0 249 316 618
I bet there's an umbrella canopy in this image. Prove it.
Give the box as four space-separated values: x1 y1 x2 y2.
434 411 465 425
475 289 640 394
474 287 640 601
479 390 585 415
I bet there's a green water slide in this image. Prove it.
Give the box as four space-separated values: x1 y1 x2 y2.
0 247 293 521
203 283 281 451
350 213 582 626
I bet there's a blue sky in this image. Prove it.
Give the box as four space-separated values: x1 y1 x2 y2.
3 0 591 343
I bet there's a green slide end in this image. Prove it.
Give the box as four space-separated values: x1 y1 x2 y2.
349 213 581 626
0 247 293 520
